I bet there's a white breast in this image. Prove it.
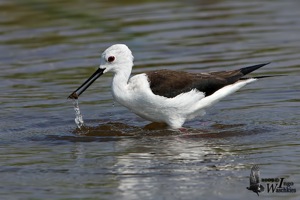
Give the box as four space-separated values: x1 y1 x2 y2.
114 74 205 126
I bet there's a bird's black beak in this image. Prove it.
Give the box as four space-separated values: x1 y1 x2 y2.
68 68 105 99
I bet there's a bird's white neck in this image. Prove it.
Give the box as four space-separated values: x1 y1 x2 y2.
111 68 132 104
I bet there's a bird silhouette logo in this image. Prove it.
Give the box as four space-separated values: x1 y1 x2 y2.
247 165 265 196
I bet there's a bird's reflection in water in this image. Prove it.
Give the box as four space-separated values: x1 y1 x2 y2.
44 120 272 200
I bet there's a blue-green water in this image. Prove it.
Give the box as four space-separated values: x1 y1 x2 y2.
0 0 299 199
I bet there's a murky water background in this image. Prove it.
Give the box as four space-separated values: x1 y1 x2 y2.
1 0 299 199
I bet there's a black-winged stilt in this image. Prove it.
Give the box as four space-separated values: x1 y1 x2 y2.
68 44 270 128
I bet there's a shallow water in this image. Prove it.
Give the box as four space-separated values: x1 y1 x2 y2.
1 0 300 199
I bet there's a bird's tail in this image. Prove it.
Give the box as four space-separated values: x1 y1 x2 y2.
240 62 270 76
190 78 256 115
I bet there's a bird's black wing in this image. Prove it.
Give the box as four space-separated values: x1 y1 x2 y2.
146 63 269 98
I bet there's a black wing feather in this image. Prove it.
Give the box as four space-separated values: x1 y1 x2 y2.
146 63 270 98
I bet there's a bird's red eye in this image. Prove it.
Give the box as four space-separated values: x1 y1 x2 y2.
108 56 115 62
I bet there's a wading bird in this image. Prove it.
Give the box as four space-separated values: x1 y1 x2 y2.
68 44 270 129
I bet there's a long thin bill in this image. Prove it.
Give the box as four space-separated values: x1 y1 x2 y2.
68 68 105 99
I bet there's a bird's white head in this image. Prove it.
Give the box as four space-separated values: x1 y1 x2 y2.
100 44 134 74
68 44 134 99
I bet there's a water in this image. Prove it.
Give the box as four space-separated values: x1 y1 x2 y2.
1 0 300 199
72 99 84 129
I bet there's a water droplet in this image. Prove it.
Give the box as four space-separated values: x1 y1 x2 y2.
109 101 115 119
72 99 84 129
